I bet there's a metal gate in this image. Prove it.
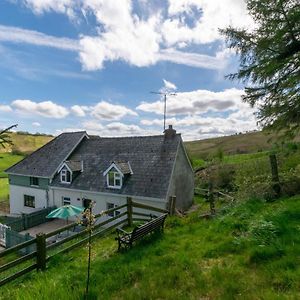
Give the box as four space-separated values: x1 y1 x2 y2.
0 223 10 247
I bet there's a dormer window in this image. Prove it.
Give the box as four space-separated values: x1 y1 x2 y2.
58 160 83 184
61 169 71 183
108 169 122 188
103 161 133 190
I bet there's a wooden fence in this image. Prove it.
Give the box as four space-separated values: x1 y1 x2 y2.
0 198 169 287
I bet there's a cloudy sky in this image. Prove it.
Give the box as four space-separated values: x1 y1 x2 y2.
0 0 258 140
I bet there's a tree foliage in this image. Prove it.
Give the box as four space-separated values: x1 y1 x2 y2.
221 0 300 136
0 124 18 148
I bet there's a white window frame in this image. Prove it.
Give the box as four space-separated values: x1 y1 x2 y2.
107 171 122 189
62 197 71 206
106 202 120 217
60 168 72 184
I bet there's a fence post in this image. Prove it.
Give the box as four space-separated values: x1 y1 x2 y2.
127 197 133 227
269 154 281 197
36 233 46 271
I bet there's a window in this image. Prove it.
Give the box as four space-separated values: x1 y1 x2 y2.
107 171 122 188
106 203 120 217
24 195 35 208
61 169 71 183
30 177 39 186
63 197 71 206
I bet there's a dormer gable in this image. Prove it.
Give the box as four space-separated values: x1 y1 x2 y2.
103 161 133 189
58 160 83 184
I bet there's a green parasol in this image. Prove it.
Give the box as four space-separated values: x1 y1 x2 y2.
46 205 84 222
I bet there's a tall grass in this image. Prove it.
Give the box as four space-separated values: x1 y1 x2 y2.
1 196 299 299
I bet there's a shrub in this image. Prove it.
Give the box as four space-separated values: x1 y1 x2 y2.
11 145 26 156
196 164 236 191
249 219 278 246
280 171 300 196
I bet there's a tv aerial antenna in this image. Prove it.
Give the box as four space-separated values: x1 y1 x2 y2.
150 91 176 131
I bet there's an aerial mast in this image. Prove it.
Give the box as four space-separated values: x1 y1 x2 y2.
150 91 176 131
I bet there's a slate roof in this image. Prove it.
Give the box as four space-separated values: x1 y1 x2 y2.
65 161 82 172
51 134 182 199
114 161 132 175
6 132 87 177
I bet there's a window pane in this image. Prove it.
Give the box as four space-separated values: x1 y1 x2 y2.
66 171 71 182
115 178 121 186
30 177 39 186
108 172 114 186
63 197 71 205
24 195 35 208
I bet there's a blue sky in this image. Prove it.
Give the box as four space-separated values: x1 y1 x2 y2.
0 0 257 140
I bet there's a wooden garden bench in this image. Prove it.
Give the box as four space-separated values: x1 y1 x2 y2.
116 213 168 250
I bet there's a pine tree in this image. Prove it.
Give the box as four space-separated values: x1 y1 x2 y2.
221 0 300 136
0 124 17 148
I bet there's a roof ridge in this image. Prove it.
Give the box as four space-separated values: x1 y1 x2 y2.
98 133 181 139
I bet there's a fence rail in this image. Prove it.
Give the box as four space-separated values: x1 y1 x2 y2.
0 197 172 287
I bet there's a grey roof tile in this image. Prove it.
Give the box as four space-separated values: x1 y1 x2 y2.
51 134 181 199
114 161 132 174
66 160 82 172
6 131 87 177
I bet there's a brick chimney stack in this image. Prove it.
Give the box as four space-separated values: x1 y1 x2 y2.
164 125 176 138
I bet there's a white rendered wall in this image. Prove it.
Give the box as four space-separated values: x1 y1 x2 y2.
9 184 48 215
50 187 167 222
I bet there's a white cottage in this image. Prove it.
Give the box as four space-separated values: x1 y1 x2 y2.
6 126 194 216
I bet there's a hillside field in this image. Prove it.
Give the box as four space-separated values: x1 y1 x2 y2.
185 130 300 160
0 132 52 154
1 196 299 299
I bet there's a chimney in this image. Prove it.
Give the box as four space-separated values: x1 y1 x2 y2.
164 125 176 138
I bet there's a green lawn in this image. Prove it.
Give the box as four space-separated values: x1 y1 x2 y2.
1 196 299 299
0 153 24 178
0 178 9 201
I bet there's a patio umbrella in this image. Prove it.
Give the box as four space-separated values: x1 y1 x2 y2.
46 205 84 223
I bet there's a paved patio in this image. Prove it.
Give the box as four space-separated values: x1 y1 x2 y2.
20 219 73 237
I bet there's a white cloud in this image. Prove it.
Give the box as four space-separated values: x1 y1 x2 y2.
82 120 104 131
164 0 255 46
158 48 228 69
163 79 177 91
0 25 79 51
23 0 75 17
71 105 89 117
6 0 249 70
0 104 12 112
11 99 69 118
137 88 247 116
32 122 41 127
90 101 138 121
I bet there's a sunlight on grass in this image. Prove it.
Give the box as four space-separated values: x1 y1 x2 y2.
0 153 24 178
1 196 299 299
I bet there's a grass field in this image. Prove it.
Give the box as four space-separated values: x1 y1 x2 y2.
0 178 9 201
1 196 299 299
0 153 24 202
0 153 24 178
0 132 52 154
185 130 300 160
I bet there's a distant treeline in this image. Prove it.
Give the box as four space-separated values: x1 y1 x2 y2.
11 131 53 137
